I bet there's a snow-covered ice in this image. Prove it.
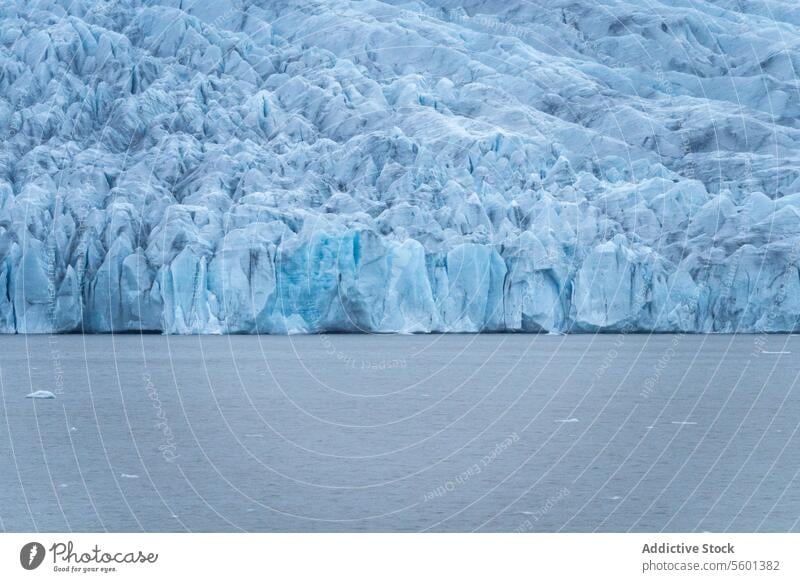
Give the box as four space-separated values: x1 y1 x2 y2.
2 0 800 334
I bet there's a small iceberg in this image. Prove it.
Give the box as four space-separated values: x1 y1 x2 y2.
26 390 55 399
555 418 579 423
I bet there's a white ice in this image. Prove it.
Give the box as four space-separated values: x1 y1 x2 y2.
26 390 56 399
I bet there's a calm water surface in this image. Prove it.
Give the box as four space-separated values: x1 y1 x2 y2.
1 334 798 532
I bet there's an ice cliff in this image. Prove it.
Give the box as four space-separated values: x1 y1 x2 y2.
2 0 800 333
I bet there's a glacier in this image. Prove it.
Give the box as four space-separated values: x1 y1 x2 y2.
2 0 800 334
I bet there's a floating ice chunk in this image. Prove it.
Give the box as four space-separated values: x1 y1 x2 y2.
26 390 56 399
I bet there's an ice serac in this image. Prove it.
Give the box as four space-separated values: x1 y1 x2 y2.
2 0 800 334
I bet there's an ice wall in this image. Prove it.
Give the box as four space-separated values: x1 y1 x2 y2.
2 0 800 334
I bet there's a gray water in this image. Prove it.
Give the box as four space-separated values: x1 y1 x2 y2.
1 333 798 532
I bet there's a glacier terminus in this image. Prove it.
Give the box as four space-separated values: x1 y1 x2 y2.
2 0 800 334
